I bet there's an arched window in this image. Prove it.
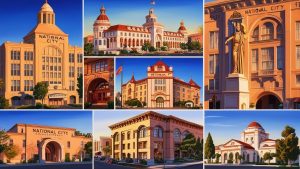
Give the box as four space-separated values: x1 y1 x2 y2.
114 133 119 142
127 131 131 140
156 97 164 108
153 126 163 138
182 130 190 139
139 126 147 138
252 26 259 41
173 128 181 140
261 22 274 40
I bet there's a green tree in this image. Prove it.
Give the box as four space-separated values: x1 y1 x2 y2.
187 41 201 51
0 96 9 109
84 141 93 159
141 42 151 52
4 145 20 163
149 46 156 52
215 153 221 163
195 138 203 160
205 132 215 163
0 130 9 153
84 43 94 55
33 82 49 107
276 125 299 165
180 133 196 159
0 78 4 91
77 74 83 100
263 152 275 164
180 43 188 50
103 146 111 157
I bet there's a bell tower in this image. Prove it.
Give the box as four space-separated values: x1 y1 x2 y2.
38 0 55 25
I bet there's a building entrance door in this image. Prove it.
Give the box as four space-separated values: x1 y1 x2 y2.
256 94 282 109
156 97 164 108
49 98 64 106
45 141 62 162
88 78 110 104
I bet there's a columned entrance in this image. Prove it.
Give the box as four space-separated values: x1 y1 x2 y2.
40 139 65 163
256 94 282 109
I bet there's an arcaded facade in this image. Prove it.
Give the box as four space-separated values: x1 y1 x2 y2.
84 58 114 107
0 124 91 164
205 0 300 109
0 2 83 107
93 5 189 54
121 60 201 108
109 111 203 165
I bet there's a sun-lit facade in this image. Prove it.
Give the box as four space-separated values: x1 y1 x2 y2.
109 111 203 165
205 0 300 109
0 124 91 164
0 1 83 107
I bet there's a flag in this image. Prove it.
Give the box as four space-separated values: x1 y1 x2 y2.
150 0 155 5
116 66 123 76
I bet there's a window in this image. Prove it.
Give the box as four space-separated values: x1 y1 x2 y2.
69 80 75 91
252 26 259 41
23 140 26 148
11 50 20 60
153 127 163 138
77 54 83 63
209 54 218 74
297 21 300 40
77 67 83 77
69 53 75 63
24 51 34 60
127 131 130 140
174 129 181 140
67 141 71 148
139 127 147 138
261 22 274 40
297 46 300 69
261 48 274 70
296 75 300 86
209 79 219 91
11 64 20 76
69 66 75 77
209 31 219 49
277 46 284 70
99 40 102 45
277 25 283 39
9 139 13 146
24 64 34 76
154 79 166 91
24 80 34 91
127 143 130 149
251 49 258 72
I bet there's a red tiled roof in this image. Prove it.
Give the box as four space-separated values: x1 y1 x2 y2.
149 60 171 71
189 79 201 88
174 78 201 89
248 121 263 128
96 14 109 21
232 139 254 150
104 25 150 33
178 26 187 31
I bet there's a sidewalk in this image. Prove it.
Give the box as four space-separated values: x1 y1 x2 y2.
148 161 203 168
0 162 92 168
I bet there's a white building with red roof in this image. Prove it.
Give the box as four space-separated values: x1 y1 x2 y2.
93 5 189 54
121 60 201 108
215 122 276 164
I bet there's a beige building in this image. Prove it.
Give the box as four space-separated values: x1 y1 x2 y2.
0 124 91 164
121 60 201 108
94 136 112 156
109 111 203 165
205 0 300 109
0 1 83 107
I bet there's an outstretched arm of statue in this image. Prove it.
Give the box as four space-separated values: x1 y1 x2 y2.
225 36 233 45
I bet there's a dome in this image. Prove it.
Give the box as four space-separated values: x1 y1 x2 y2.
96 14 109 21
40 2 53 12
178 26 187 31
247 121 263 129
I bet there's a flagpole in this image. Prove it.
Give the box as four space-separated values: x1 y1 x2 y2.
121 65 123 109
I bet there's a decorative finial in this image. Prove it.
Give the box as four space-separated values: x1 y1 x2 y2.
45 0 48 3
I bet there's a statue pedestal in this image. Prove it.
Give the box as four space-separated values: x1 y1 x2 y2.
223 73 249 109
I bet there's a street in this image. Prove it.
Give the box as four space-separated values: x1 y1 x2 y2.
205 165 294 169
0 163 92 169
95 160 203 169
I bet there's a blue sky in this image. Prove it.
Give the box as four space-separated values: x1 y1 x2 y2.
0 111 92 134
84 0 203 36
0 0 82 46
205 110 300 145
94 110 203 140
116 58 204 102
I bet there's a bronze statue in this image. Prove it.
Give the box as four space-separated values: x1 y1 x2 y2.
225 22 247 74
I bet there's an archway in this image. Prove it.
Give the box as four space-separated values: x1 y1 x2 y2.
156 97 164 108
45 141 61 162
256 93 282 109
87 78 110 104
70 95 76 104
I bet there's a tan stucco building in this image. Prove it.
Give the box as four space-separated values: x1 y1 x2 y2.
0 1 83 107
0 124 91 164
109 111 203 165
121 60 201 108
93 136 112 156
205 0 300 109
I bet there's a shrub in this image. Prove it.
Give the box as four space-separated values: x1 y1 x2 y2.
0 96 9 109
139 159 147 165
125 99 142 107
28 154 39 163
149 46 156 52
107 101 114 109
84 102 92 109
160 46 167 51
35 102 43 109
65 154 71 162
120 50 129 55
154 158 164 163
